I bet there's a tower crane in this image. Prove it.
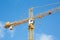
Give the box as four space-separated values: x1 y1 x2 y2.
4 6 60 40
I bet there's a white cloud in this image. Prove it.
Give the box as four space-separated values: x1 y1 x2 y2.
39 34 54 40
0 21 15 38
0 22 4 38
9 30 15 38
36 33 57 40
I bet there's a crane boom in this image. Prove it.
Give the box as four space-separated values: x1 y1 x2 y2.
12 19 28 26
36 6 60 18
5 6 60 29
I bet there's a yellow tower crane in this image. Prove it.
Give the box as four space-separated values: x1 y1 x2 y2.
4 6 60 40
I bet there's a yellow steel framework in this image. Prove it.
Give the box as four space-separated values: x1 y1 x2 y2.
4 6 60 40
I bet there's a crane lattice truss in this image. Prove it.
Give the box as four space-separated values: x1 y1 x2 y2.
4 6 60 40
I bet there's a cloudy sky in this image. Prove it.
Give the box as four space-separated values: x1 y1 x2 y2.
0 0 60 40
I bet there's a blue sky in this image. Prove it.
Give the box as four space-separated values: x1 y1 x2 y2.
0 0 60 40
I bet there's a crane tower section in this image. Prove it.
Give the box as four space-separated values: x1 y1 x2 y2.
28 7 34 30
28 7 34 40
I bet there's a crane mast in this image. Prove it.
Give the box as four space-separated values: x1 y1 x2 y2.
28 7 34 40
